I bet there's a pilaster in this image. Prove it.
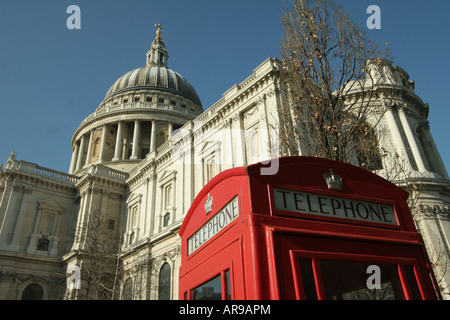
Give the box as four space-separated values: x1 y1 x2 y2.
8 187 33 251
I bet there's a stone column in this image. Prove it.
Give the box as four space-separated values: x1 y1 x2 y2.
384 106 406 159
398 107 427 172
75 135 87 171
113 121 124 161
69 142 79 174
131 120 141 160
99 125 108 162
150 120 157 152
84 130 94 168
168 122 174 138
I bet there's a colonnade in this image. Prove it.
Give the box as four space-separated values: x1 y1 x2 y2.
69 119 176 174
384 103 448 178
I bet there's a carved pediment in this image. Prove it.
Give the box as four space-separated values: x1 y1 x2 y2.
158 170 177 184
38 199 65 212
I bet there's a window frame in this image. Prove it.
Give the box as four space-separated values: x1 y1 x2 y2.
246 124 261 161
200 141 222 184
125 193 142 246
186 269 232 300
289 250 426 300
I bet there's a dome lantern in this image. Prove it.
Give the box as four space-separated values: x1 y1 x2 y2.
146 24 169 68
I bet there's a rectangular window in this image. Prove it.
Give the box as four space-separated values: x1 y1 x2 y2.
130 206 138 227
248 128 260 160
192 274 222 300
295 257 410 300
318 260 404 300
206 157 216 181
281 235 433 300
190 270 231 300
164 184 172 210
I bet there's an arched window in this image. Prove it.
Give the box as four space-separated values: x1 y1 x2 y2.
122 277 133 300
21 284 44 300
158 263 171 300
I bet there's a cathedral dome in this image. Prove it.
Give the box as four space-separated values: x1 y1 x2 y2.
69 25 204 174
104 65 202 107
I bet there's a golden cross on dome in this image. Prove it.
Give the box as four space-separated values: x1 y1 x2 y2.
155 24 163 39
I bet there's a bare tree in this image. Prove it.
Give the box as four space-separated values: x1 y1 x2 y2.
278 0 392 167
68 213 123 300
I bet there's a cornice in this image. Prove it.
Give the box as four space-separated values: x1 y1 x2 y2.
75 165 128 193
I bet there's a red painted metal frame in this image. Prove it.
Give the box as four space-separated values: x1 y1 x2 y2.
289 249 424 299
178 157 441 300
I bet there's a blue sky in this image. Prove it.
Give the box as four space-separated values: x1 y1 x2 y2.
0 0 448 174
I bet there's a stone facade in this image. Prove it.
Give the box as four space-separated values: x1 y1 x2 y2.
0 30 449 299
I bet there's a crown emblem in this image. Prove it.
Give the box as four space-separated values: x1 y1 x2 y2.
205 193 213 214
323 168 342 191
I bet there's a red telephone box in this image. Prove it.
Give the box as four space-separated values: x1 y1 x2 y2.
178 157 441 300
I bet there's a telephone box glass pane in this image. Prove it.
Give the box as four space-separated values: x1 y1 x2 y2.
403 265 423 300
298 259 318 300
192 275 222 300
319 260 404 300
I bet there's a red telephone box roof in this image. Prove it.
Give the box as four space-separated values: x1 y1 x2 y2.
179 156 411 237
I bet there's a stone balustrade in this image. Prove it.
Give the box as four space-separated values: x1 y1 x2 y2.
80 102 198 125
